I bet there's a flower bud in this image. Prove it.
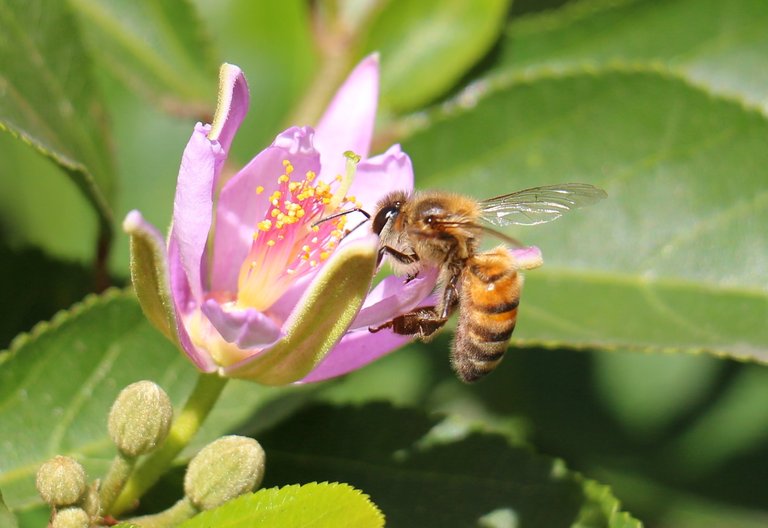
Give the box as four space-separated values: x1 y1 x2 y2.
108 380 173 457
184 435 265 511
52 507 89 528
36 456 87 506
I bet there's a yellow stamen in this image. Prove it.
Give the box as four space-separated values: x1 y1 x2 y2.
256 185 264 194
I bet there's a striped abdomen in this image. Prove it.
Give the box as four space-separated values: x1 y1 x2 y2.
452 247 521 383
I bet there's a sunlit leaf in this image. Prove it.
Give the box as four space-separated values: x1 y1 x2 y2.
403 69 768 363
179 483 384 528
496 0 768 108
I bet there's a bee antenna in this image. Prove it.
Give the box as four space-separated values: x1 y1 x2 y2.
311 207 371 228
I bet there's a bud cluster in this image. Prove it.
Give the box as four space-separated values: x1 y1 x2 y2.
35 379 266 526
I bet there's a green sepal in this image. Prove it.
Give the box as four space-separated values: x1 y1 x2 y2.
122 211 178 344
225 236 378 385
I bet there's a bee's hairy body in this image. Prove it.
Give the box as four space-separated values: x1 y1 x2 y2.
365 182 606 383
370 190 519 382
454 248 521 382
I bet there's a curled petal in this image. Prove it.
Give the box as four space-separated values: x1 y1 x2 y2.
201 300 282 350
171 124 224 303
208 63 250 153
350 144 414 213
315 54 379 182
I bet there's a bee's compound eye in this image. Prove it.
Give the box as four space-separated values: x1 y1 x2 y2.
372 203 400 235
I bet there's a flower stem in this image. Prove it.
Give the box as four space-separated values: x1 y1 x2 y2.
126 497 198 527
108 373 228 516
99 452 135 514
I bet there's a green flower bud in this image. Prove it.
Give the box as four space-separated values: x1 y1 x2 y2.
108 380 173 457
36 456 87 506
52 507 90 528
184 436 266 511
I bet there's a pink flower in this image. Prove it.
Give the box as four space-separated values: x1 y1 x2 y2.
124 56 437 385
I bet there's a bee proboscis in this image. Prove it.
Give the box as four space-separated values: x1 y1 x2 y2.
366 183 607 382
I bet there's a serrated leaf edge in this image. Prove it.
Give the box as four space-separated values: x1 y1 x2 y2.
2 288 133 358
400 62 768 141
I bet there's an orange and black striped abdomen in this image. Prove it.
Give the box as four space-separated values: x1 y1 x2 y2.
452 247 521 383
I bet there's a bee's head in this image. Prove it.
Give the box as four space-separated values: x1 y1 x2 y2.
372 191 408 236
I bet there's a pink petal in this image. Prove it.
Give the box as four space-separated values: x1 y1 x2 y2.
511 246 544 270
211 127 321 293
171 124 224 302
350 267 439 329
350 144 414 212
314 54 379 182
300 327 413 383
201 299 282 350
208 64 250 155
168 236 217 372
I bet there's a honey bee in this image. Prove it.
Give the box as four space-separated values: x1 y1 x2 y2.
366 183 607 382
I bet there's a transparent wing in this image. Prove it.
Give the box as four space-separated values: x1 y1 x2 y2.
479 183 607 226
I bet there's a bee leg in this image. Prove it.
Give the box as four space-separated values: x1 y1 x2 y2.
377 245 419 267
369 307 447 340
439 270 462 319
403 271 420 284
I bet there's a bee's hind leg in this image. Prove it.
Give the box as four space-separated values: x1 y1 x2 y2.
369 307 447 340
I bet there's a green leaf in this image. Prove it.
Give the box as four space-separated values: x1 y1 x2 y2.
68 0 218 118
0 491 19 528
257 403 640 527
496 0 768 107
0 291 297 515
0 291 186 512
179 483 384 528
438 343 768 527
402 69 768 363
361 0 510 112
0 0 115 231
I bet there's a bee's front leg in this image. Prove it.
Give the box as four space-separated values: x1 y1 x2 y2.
369 307 447 340
377 245 419 267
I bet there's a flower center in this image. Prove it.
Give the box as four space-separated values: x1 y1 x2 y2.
236 160 359 311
